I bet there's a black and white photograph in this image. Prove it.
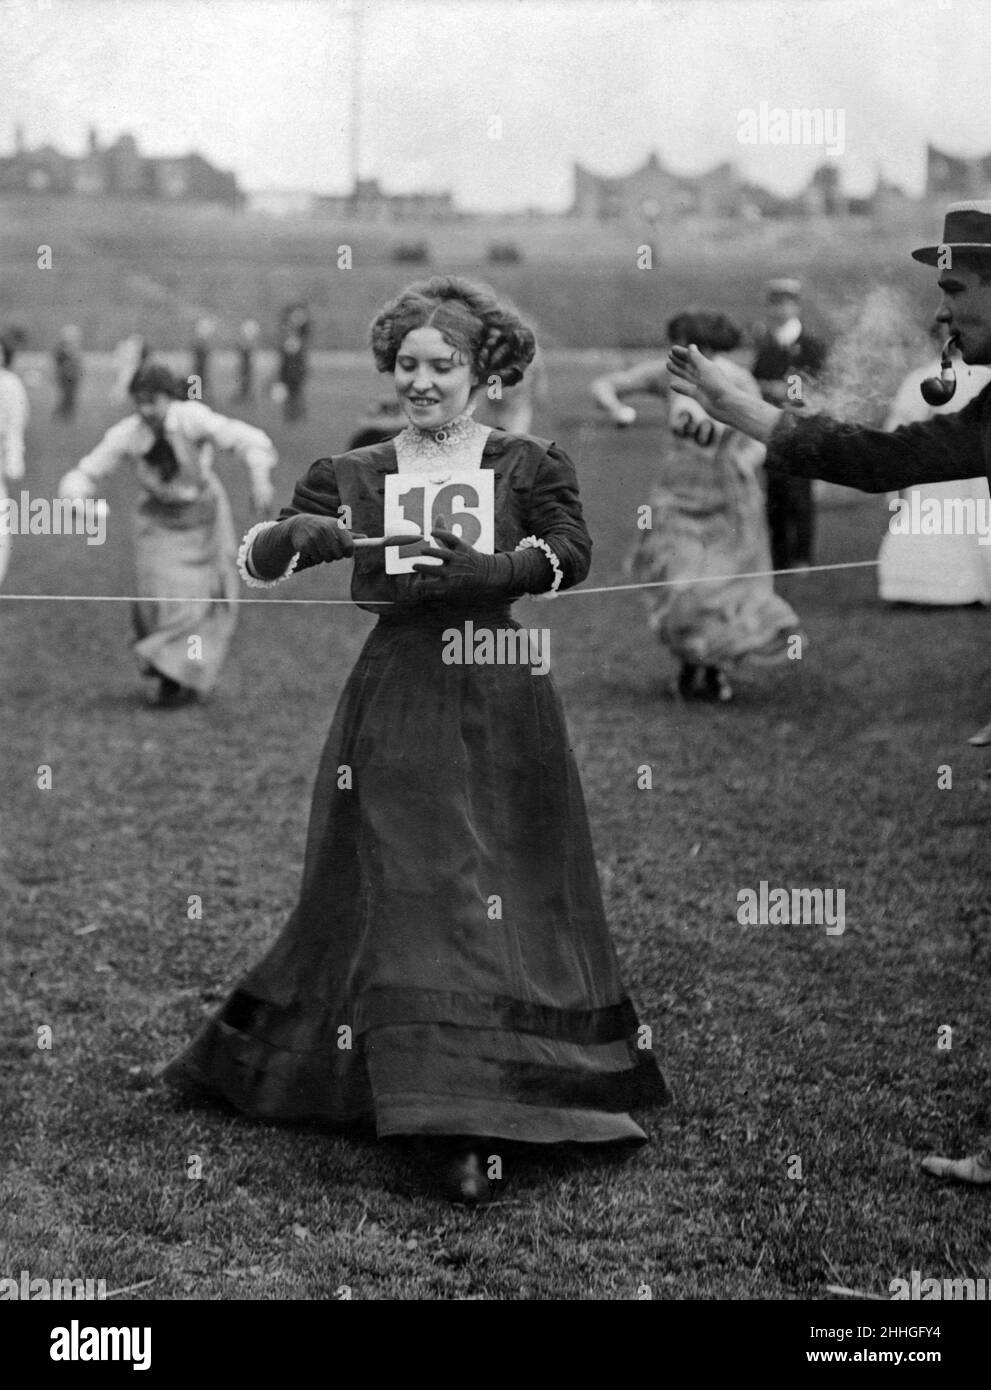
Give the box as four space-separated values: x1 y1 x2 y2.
1 0 990 1345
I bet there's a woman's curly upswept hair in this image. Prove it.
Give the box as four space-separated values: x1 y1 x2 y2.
369 276 537 387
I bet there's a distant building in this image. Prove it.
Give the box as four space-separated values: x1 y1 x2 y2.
848 170 909 220
925 143 991 200
248 189 320 218
0 127 242 205
570 149 744 222
314 177 456 222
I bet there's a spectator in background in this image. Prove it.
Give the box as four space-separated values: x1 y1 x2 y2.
53 324 83 421
190 316 216 402
751 278 827 570
234 318 260 402
277 302 312 422
0 335 29 588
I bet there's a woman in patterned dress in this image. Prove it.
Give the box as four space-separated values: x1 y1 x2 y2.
591 310 801 702
164 277 669 1203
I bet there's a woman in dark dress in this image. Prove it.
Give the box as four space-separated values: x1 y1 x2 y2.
164 277 669 1203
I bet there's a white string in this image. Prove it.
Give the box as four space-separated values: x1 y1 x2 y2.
562 558 880 597
0 558 881 606
0 593 378 606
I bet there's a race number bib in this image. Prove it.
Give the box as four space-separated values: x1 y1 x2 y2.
383 470 495 574
668 393 725 450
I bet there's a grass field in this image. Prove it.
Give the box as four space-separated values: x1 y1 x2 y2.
1 353 990 1302
0 193 947 350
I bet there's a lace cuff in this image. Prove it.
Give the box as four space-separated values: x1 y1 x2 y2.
236 520 300 589
515 535 563 598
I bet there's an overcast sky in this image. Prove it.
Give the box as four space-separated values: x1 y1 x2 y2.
1 0 990 210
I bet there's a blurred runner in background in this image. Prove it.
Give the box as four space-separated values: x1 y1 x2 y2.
592 309 800 703
59 361 277 707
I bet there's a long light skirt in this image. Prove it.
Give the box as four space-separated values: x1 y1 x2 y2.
131 476 238 693
628 460 800 666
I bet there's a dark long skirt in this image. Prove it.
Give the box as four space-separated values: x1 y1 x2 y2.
164 606 670 1144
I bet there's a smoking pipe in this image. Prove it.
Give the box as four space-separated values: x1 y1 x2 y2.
920 333 959 405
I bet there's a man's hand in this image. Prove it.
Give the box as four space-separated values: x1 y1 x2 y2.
757 378 790 405
667 344 782 446
666 344 738 421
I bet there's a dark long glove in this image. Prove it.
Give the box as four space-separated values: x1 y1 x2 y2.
410 527 553 600
248 514 355 579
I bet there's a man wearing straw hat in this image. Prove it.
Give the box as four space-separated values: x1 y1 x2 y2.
666 200 991 1187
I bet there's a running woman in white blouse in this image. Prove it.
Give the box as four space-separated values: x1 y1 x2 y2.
59 362 278 706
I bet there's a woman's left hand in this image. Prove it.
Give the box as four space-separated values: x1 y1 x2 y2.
410 527 504 596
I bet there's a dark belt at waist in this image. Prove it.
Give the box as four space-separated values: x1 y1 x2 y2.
375 602 516 629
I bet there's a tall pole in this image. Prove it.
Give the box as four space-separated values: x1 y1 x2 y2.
349 2 363 192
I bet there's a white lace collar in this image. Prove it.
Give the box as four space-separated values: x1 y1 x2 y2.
394 410 491 474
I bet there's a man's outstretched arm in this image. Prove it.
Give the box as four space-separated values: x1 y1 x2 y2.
667 343 990 493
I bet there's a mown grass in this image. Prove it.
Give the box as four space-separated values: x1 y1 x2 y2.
1 354 989 1301
0 192 944 349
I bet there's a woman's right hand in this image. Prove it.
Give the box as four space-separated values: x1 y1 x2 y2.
285 514 355 561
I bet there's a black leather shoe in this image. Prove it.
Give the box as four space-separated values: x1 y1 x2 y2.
153 677 199 709
414 1138 493 1205
443 1145 492 1205
703 667 733 703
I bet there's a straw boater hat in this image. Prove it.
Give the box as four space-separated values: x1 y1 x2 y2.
912 200 991 265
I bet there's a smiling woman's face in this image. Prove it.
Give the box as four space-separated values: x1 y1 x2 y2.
394 326 477 430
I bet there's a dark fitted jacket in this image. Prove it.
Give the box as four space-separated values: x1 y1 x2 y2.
765 385 991 493
752 328 827 402
276 431 592 613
